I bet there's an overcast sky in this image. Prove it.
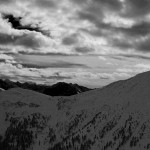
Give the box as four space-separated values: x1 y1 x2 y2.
0 0 150 87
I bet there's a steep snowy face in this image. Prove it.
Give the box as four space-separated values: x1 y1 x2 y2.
1 71 150 150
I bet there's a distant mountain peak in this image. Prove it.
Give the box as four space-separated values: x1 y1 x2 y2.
44 82 90 96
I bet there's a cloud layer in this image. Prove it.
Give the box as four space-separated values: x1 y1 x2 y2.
0 0 150 55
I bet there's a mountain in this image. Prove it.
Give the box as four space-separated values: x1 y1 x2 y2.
43 82 90 96
0 79 91 96
1 71 150 149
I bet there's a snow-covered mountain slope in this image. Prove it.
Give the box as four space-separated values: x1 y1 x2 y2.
1 71 150 150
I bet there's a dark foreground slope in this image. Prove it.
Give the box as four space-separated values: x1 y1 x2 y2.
0 71 150 149
0 79 90 96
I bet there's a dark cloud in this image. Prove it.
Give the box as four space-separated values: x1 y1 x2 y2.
0 33 43 49
2 14 51 37
116 22 150 37
75 47 94 54
136 37 150 52
110 35 150 53
2 14 22 28
0 59 6 63
35 0 57 9
62 34 79 45
93 0 122 11
20 61 90 69
73 0 122 10
110 38 133 49
78 10 103 29
119 54 150 60
0 0 12 4
15 34 42 49
72 0 88 5
123 0 150 18
20 64 51 69
76 0 122 29
0 33 17 45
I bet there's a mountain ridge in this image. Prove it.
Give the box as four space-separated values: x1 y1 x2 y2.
0 79 91 96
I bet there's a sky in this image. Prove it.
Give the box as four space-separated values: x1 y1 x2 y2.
0 0 150 88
